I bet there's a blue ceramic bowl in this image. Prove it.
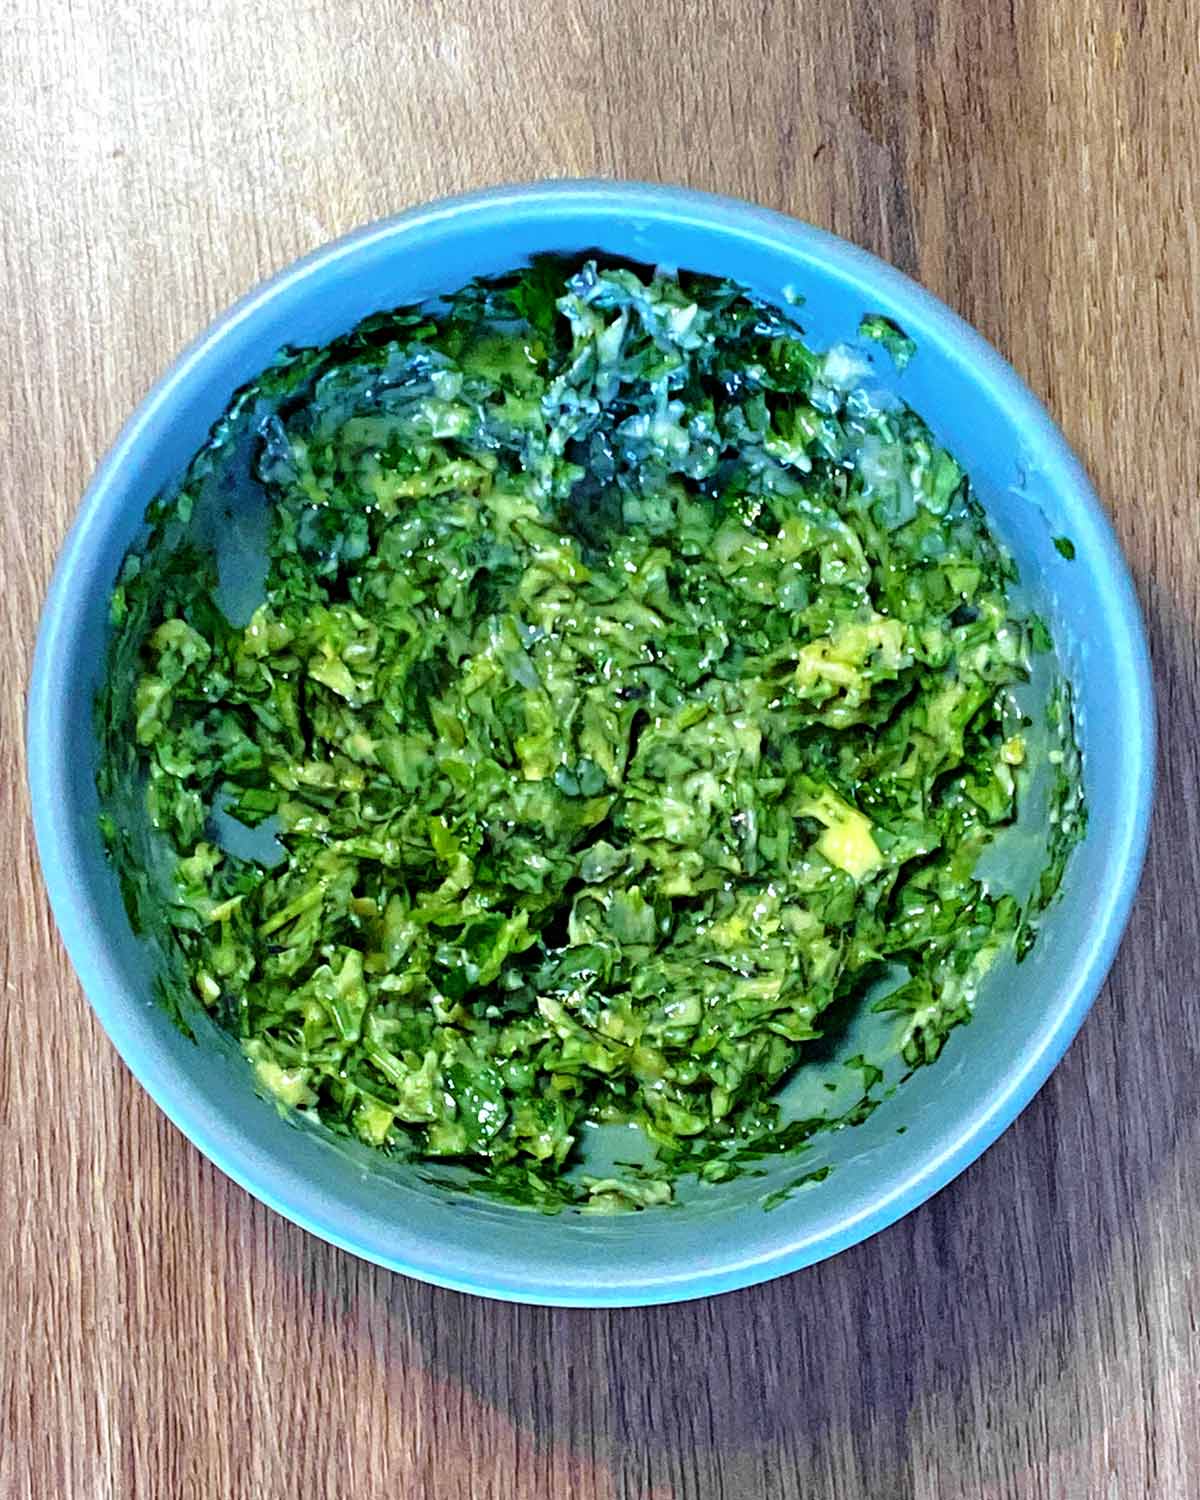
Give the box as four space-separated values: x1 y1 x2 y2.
28 183 1154 1305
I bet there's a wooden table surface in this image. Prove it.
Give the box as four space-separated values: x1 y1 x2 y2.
3 2 1198 1496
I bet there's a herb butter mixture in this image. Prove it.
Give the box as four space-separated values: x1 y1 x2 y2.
99 261 1081 1209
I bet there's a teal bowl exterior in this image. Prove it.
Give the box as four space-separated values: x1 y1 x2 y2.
27 183 1154 1305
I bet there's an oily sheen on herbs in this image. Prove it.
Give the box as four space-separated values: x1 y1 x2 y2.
97 260 1081 1209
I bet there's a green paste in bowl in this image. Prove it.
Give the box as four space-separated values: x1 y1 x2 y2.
97 260 1083 1210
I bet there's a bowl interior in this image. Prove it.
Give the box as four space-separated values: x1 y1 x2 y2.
29 185 1152 1304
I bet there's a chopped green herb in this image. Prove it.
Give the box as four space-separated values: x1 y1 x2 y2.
1053 535 1077 560
96 258 1083 1210
858 313 916 371
762 1166 833 1212
845 1053 885 1092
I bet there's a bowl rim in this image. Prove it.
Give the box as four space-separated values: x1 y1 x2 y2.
27 179 1156 1305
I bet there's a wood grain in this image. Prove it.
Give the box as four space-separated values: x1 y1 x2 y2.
3 1 1198 1495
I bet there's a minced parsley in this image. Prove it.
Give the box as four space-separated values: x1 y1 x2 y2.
97 259 1082 1210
